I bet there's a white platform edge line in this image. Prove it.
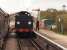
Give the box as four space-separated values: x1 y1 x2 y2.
34 31 67 50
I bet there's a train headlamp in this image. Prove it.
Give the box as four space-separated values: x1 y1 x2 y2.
28 21 32 24
17 21 20 24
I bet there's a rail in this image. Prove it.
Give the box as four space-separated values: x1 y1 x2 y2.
1 37 8 50
17 38 42 50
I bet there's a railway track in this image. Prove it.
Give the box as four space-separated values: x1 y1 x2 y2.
1 32 67 50
17 38 42 50
1 38 42 50
2 37 18 50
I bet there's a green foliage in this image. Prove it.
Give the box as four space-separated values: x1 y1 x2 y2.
40 16 46 19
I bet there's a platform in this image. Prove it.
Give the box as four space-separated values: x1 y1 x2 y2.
37 29 67 48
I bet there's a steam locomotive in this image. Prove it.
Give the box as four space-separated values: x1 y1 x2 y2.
15 11 36 38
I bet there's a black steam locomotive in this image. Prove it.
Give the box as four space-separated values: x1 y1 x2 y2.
15 11 36 38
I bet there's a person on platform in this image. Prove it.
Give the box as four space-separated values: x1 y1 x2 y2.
36 20 39 31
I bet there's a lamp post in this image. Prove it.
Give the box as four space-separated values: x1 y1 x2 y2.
62 5 66 12
58 16 63 34
62 5 66 33
32 9 40 20
60 5 66 34
32 9 40 30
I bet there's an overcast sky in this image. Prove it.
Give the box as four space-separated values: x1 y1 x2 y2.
0 0 67 14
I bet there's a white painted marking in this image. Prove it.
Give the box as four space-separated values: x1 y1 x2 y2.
34 31 67 50
10 33 16 36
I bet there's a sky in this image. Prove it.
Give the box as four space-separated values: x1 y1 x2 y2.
0 0 67 14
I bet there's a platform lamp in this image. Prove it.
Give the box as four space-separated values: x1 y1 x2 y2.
60 5 66 34
32 9 40 21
